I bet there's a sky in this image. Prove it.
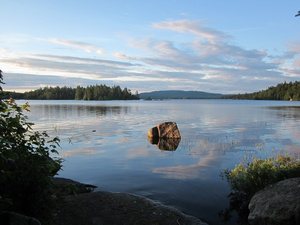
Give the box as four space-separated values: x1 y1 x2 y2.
1 0 300 94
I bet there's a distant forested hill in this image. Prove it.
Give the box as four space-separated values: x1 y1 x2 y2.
139 90 223 99
225 81 300 101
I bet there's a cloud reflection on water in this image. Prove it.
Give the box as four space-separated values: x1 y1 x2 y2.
59 147 106 158
152 149 219 180
18 99 300 225
25 100 300 162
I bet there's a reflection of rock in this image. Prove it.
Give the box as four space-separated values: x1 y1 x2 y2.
248 177 300 225
148 122 181 151
148 136 159 145
157 138 181 151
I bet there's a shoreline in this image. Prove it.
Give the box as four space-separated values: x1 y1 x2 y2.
53 177 209 225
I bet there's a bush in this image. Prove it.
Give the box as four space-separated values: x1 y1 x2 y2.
221 154 300 202
219 155 300 224
0 70 62 223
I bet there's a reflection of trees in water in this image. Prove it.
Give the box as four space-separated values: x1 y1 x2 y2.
84 106 123 116
268 106 300 120
219 193 250 225
33 104 130 118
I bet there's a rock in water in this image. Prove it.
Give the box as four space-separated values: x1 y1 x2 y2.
148 122 181 139
157 122 181 139
147 126 159 139
148 122 181 151
248 177 300 225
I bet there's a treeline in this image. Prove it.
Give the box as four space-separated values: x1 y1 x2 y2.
25 86 75 100
7 84 139 100
73 85 139 100
225 81 300 101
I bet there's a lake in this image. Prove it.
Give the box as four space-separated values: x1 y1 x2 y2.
17 99 300 225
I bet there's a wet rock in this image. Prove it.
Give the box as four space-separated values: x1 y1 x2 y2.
0 212 41 225
53 177 97 195
148 122 181 139
54 191 208 225
148 122 181 151
248 177 300 225
148 126 159 139
157 122 181 139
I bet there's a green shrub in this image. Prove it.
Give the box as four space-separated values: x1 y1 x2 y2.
221 154 300 202
0 70 62 223
219 154 300 224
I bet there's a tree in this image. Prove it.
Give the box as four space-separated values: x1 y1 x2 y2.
75 85 84 100
0 70 62 223
83 85 93 100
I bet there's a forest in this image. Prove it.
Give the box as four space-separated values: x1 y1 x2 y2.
225 81 300 101
5 81 300 101
6 84 139 100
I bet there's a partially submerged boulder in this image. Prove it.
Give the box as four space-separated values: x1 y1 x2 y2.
148 122 181 139
157 121 181 139
148 122 181 151
248 177 300 225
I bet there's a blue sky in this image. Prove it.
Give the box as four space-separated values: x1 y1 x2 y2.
1 0 300 94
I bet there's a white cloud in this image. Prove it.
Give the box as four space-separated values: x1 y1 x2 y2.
30 54 138 67
1 19 299 94
152 19 231 40
293 57 300 68
47 38 106 54
287 40 300 54
112 52 137 60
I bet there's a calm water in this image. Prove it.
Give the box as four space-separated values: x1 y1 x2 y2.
18 99 300 225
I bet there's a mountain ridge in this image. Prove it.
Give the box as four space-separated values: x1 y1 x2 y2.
139 90 223 99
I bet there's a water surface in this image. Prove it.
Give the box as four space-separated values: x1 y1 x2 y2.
19 99 300 225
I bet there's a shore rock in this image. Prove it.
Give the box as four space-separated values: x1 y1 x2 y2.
53 177 97 194
248 177 300 225
54 191 208 225
0 212 41 225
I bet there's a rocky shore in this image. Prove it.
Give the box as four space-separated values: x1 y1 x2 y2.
54 191 208 225
53 177 208 225
52 177 300 225
5 177 299 225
